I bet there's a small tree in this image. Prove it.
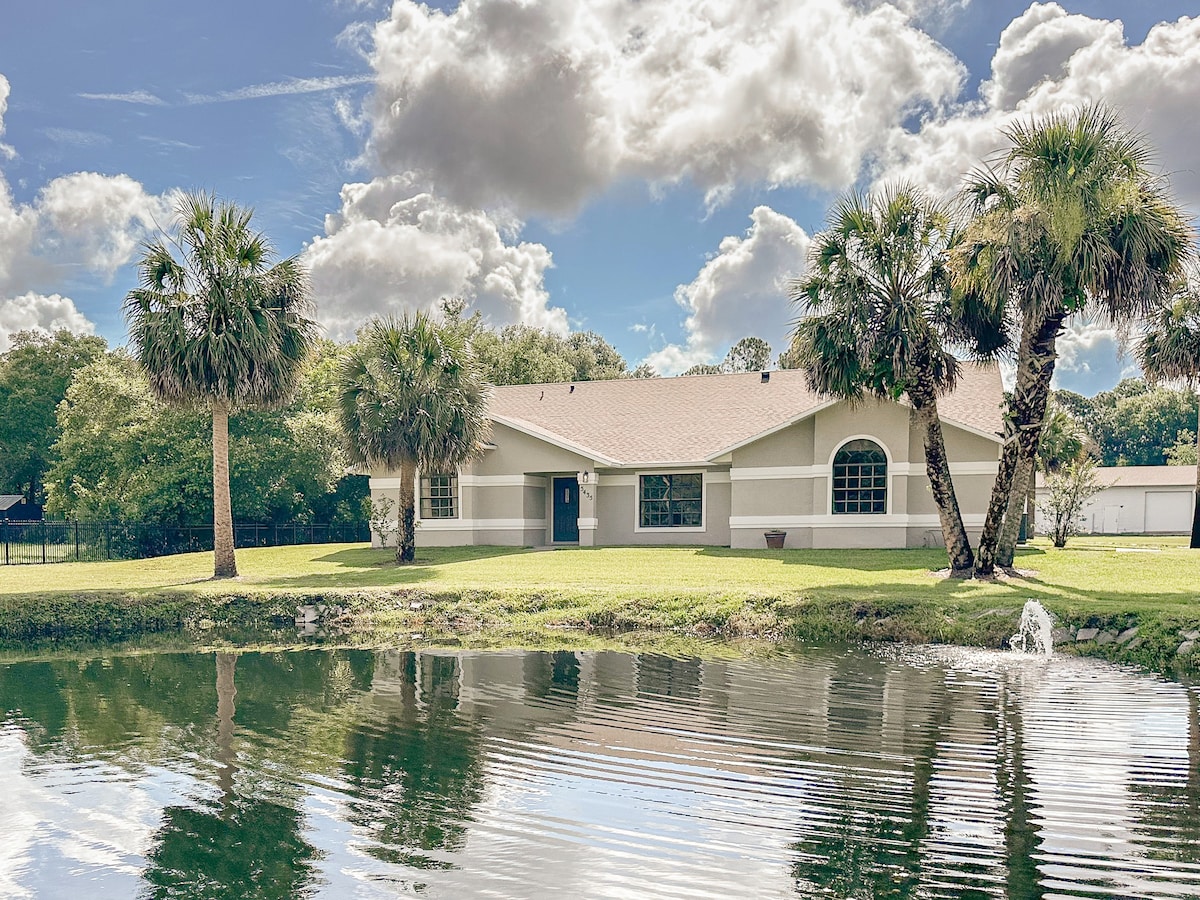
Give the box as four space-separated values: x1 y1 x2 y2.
367 495 400 550
1039 459 1103 548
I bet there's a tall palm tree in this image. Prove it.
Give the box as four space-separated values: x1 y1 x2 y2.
338 313 490 563
792 186 988 575
954 106 1191 575
1138 280 1200 547
125 192 317 578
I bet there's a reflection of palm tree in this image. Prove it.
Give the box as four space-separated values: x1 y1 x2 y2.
341 652 486 869
141 651 320 898
215 652 237 802
998 674 1044 898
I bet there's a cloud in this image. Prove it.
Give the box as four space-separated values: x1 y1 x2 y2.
877 5 1200 205
0 77 175 341
303 174 565 340
78 90 166 105
183 74 374 105
366 0 965 217
0 75 13 158
0 292 95 352
644 206 810 375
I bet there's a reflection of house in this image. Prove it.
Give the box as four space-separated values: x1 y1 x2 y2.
1036 465 1197 534
0 495 40 521
369 366 1004 549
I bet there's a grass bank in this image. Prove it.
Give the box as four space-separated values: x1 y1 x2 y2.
3 536 1198 670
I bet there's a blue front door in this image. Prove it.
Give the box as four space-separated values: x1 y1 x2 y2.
552 477 579 543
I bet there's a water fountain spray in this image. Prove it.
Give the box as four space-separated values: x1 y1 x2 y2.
1010 600 1054 655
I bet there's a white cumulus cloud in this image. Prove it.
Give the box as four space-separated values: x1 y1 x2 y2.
644 206 810 375
366 0 965 217
0 75 176 350
878 4 1200 205
0 292 95 352
304 174 565 340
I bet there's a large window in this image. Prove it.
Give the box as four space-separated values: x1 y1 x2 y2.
420 474 459 519
639 473 703 528
832 440 887 514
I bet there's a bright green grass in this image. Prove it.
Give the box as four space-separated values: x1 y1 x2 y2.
2 536 1197 669
5 535 1196 609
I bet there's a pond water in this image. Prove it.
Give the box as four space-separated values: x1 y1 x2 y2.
1 643 1198 898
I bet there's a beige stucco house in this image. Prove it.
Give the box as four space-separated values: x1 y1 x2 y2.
369 365 1004 550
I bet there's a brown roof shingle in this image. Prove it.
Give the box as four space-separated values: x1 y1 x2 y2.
487 363 1004 466
1037 465 1198 488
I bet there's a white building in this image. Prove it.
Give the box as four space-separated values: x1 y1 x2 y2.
1037 465 1198 534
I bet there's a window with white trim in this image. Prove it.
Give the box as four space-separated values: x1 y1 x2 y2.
639 473 702 527
420 474 459 519
832 440 887 514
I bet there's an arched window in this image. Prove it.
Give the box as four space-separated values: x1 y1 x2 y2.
832 439 887 514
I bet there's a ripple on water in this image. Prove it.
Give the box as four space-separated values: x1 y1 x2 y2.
1 645 1199 898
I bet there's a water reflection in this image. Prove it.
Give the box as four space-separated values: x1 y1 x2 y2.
0 644 1199 897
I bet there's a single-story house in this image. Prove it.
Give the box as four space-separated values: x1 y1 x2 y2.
0 495 40 521
369 365 1004 550
1036 465 1198 534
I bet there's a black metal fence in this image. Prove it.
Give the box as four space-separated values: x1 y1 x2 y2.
0 520 370 565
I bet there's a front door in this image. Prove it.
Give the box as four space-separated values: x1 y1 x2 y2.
552 477 580 543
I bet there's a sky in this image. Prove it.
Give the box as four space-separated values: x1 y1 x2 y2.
0 0 1198 394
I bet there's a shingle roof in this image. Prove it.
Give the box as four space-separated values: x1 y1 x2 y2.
1037 465 1198 488
0 495 25 510
487 363 1004 466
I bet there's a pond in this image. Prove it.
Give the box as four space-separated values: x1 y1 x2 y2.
1 642 1198 898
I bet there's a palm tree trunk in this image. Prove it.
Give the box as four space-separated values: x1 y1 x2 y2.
912 394 974 574
212 400 238 578
398 460 417 564
997 454 1033 568
976 312 1066 577
1191 408 1200 549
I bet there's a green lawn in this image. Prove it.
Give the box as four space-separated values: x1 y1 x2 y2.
3 536 1198 668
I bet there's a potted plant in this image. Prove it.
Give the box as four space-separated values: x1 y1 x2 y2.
764 530 787 549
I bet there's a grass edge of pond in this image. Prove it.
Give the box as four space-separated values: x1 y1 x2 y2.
2 584 1197 675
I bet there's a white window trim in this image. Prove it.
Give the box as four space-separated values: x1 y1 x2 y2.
634 469 708 533
827 435 892 517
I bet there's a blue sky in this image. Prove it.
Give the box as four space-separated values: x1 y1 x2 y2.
1 1 1197 394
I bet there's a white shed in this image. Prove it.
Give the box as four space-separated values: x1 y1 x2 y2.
1036 465 1197 534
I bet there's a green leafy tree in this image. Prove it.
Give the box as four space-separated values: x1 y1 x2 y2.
1071 379 1198 466
792 186 984 574
124 192 318 577
0 330 107 504
1138 282 1200 546
1167 431 1198 466
46 348 360 526
683 337 774 376
338 313 489 563
954 106 1191 575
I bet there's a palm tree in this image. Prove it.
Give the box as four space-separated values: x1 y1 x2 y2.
791 186 986 575
1138 280 1200 547
338 313 490 563
125 192 317 578
954 106 1191 576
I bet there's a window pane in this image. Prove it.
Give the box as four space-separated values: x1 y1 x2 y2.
832 441 886 515
639 474 704 527
420 473 458 518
